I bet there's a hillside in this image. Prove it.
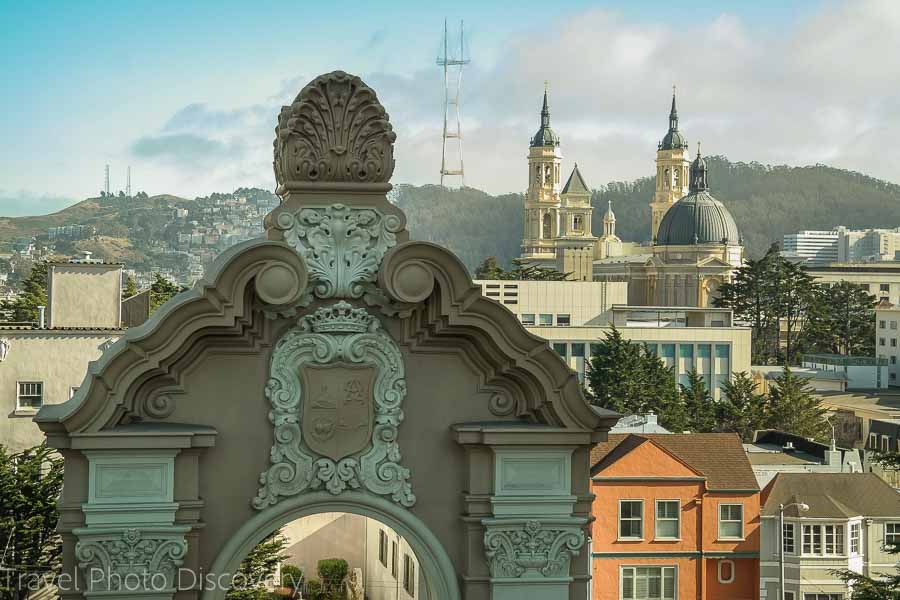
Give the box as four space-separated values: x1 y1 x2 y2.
3 157 900 273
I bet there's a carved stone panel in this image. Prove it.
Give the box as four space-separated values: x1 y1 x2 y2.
253 301 414 509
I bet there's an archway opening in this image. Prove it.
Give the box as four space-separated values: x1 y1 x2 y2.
224 512 426 600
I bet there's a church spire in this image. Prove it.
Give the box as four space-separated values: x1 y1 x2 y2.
541 81 551 128
669 85 678 131
530 81 560 148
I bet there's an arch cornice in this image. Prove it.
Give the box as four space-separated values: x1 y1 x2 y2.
377 241 619 431
35 240 309 438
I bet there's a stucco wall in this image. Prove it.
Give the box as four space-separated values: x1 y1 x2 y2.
48 264 122 329
0 332 117 452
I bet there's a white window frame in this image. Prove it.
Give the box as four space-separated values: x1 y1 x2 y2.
717 559 735 584
618 500 644 540
882 435 891 452
803 594 843 600
620 565 677 600
802 523 846 556
718 504 744 540
16 380 44 411
783 522 796 555
654 499 680 540
886 522 900 547
520 313 536 326
869 433 878 449
850 522 861 555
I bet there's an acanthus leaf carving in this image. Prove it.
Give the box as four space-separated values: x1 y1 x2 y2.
483 520 585 579
253 301 414 509
282 204 401 302
74 527 188 592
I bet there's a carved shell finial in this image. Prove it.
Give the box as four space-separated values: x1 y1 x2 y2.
274 71 396 188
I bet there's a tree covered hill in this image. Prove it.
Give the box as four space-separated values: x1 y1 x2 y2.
2 157 899 273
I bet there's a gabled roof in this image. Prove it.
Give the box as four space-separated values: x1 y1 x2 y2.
562 164 591 195
591 433 760 491
761 472 900 518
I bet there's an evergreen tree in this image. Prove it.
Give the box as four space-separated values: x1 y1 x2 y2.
679 370 717 433
123 275 138 298
717 372 769 441
473 256 504 280
149 274 182 313
225 532 288 600
772 258 818 364
0 444 64 600
805 282 876 356
766 367 829 439
0 262 48 323
586 328 686 431
834 548 900 599
473 256 570 281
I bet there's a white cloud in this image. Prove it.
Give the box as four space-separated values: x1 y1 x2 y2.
123 0 900 197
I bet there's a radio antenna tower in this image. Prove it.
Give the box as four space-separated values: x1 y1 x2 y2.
104 164 110 196
437 19 470 189
126 166 132 197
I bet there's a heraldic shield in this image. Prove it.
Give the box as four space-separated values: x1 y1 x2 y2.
254 301 416 509
301 362 376 462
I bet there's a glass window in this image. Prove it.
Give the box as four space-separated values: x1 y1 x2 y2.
655 500 680 539
645 343 658 356
882 284 891 292
824 524 844 555
718 504 743 539
880 337 886 346
661 344 675 358
17 381 43 410
391 541 398 577
881 320 887 329
378 530 388 567
572 343 585 358
785 593 795 600
557 314 571 327
892 356 897 365
539 313 553 326
679 345 694 359
621 566 676 600
850 522 860 554
553 343 567 358
887 523 900 546
803 524 821 555
403 554 415 595
783 522 795 554
521 313 536 326
803 595 843 600
619 500 643 539
892 321 898 330
698 344 711 358
715 345 730 359
893 339 898 348
802 524 844 555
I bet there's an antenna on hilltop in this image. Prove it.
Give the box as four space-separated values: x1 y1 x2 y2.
437 19 470 189
126 166 132 197
104 164 110 196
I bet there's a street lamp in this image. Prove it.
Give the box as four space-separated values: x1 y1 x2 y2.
779 502 810 600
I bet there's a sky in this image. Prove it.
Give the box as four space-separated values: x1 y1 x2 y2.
2 0 900 216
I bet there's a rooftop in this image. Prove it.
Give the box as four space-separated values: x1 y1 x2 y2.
592 432 759 491
762 472 900 518
802 353 888 367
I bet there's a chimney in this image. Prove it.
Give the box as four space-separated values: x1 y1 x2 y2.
646 412 658 425
38 305 46 329
783 441 796 452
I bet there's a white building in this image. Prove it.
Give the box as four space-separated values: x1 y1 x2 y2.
801 353 888 389
875 299 900 386
782 230 840 265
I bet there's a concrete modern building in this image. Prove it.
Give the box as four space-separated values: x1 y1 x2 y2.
759 472 900 600
751 366 847 395
782 231 840 266
472 280 627 327
744 430 864 489
591 433 761 600
528 305 751 399
806 262 900 305
875 299 900 385
280 513 421 600
800 353 888 389
1 257 123 452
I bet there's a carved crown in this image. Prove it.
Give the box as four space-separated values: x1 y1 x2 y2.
274 71 396 188
303 301 374 334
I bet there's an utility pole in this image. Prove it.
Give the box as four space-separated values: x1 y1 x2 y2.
437 19 470 189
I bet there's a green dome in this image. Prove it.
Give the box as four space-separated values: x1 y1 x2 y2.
658 92 688 150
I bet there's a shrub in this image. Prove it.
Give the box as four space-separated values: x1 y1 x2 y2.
316 559 348 597
280 564 303 589
305 579 323 600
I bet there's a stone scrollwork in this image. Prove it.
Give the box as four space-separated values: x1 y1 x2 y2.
274 70 396 186
74 527 188 592
483 520 585 579
282 204 401 302
253 301 414 509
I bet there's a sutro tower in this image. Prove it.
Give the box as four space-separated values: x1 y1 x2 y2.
437 19 470 188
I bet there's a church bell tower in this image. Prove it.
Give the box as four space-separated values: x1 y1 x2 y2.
521 84 563 263
650 88 691 242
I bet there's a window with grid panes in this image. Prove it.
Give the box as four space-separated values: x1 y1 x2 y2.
621 566 676 600
619 500 643 539
718 504 743 539
655 500 679 539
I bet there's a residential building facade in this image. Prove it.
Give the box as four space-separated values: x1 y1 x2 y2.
806 262 900 306
760 473 900 600
0 258 123 452
875 300 900 385
591 433 761 600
